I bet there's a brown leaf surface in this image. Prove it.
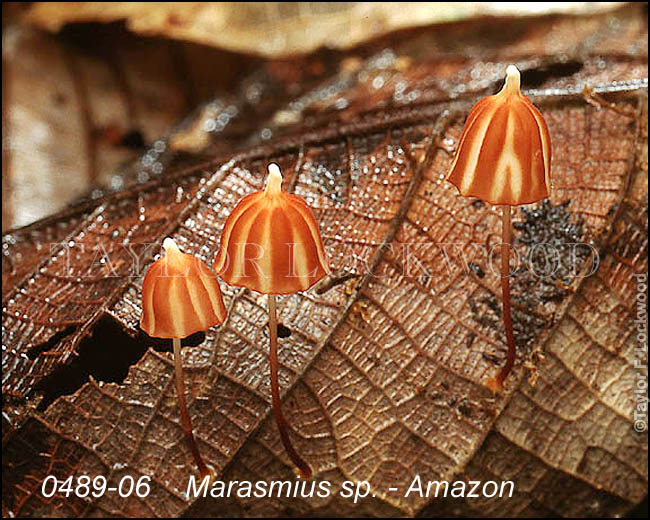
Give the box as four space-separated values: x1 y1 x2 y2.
2 4 648 517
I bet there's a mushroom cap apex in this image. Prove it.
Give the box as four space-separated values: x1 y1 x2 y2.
268 162 282 177
265 163 283 195
502 64 521 94
162 237 179 254
505 64 520 77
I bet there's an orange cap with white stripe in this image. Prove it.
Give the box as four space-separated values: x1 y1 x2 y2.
140 238 227 338
213 163 329 294
447 65 551 206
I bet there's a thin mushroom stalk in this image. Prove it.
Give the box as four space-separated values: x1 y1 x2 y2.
486 206 516 393
214 163 329 478
172 337 210 479
141 237 227 478
446 65 551 392
267 294 311 478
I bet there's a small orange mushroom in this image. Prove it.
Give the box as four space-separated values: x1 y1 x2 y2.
141 237 227 478
447 65 551 393
214 163 329 478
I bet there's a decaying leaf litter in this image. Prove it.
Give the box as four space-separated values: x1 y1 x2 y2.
2 3 648 517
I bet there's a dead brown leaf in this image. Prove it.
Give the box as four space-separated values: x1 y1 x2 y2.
2 4 648 518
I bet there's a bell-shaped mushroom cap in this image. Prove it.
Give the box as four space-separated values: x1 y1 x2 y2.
213 163 329 294
447 65 551 206
141 238 227 339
